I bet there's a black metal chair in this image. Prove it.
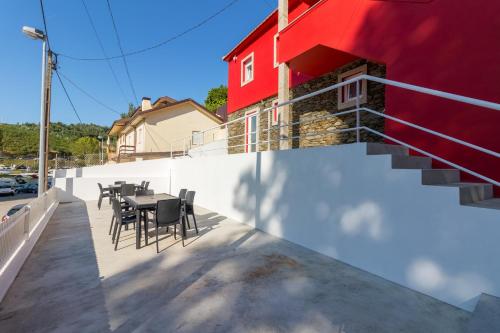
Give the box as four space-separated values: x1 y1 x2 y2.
155 198 183 253
144 181 150 191
97 183 111 210
111 198 136 251
184 191 199 234
178 188 188 200
139 181 146 190
115 181 126 185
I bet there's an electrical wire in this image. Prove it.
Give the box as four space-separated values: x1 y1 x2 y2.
56 0 242 61
56 70 122 116
54 69 83 124
81 0 130 105
105 0 139 105
39 0 52 49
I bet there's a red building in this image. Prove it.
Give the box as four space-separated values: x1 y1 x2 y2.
223 0 499 195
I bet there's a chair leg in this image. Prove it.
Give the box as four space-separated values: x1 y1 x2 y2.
114 225 122 251
109 215 115 235
144 212 149 246
112 219 119 243
186 214 191 229
98 195 103 210
173 224 177 240
156 226 159 253
192 213 198 234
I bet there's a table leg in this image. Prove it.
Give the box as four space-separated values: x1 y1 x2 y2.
136 209 141 249
144 210 149 246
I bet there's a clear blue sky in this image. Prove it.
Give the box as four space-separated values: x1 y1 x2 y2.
0 0 275 126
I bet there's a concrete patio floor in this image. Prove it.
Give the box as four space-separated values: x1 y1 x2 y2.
0 200 470 332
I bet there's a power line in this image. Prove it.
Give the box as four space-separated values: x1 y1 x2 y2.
54 69 83 123
39 0 52 49
56 70 122 116
105 0 139 106
57 0 242 61
80 0 130 105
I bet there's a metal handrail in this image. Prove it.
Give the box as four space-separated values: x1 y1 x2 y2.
166 75 498 187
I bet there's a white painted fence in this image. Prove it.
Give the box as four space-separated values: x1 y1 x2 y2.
0 188 59 301
54 144 500 310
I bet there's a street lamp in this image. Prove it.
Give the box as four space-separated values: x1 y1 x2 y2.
97 136 104 165
22 26 50 197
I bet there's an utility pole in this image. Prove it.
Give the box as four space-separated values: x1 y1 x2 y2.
39 50 54 194
278 0 290 150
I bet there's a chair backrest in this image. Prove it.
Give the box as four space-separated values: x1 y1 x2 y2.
98 183 103 192
156 199 181 226
115 181 126 185
140 181 146 188
120 184 136 196
178 188 188 200
111 198 122 223
185 191 196 206
144 181 150 190
136 189 154 196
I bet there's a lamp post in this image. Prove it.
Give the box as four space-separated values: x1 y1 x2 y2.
22 26 53 196
97 136 104 165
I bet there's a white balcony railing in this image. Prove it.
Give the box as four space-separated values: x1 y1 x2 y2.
0 188 59 301
168 74 500 187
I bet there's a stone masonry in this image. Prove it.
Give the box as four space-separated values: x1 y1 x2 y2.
228 59 386 154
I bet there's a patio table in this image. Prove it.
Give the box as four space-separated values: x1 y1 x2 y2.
123 193 179 249
108 183 140 196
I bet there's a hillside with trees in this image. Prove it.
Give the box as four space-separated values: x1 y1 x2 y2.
0 122 109 157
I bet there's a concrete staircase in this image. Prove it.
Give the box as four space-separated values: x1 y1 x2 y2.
366 143 500 210
466 293 500 332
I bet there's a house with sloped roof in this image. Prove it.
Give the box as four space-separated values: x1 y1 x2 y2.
107 96 224 162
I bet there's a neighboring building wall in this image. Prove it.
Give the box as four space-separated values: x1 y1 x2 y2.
144 104 222 153
227 59 385 154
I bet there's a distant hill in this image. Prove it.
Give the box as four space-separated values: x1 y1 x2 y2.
0 122 109 157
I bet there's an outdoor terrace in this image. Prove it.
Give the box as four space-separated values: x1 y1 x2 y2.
0 198 469 332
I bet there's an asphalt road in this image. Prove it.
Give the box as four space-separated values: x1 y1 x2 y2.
0 193 37 218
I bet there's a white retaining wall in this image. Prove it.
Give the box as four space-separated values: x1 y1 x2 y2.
54 143 500 310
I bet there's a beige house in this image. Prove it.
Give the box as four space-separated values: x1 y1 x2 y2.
108 97 224 162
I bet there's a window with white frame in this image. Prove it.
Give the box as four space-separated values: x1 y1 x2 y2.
270 99 280 126
337 64 368 110
241 53 254 86
245 108 259 152
273 34 279 68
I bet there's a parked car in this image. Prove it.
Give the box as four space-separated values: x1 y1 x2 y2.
2 204 26 223
0 167 11 175
17 183 38 194
15 165 27 170
14 175 27 184
0 185 15 196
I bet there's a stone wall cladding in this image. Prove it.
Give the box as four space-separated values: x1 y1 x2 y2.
227 59 386 154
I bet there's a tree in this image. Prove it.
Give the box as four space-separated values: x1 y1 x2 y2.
204 85 228 113
121 103 137 118
71 137 99 156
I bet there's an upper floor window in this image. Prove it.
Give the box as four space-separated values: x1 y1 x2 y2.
241 53 254 86
338 64 368 110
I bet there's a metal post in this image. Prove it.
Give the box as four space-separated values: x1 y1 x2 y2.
170 143 173 159
183 138 186 156
267 109 271 151
37 41 47 197
356 80 360 143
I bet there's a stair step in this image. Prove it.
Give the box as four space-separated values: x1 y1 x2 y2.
392 155 432 169
467 293 500 333
464 198 500 210
422 169 460 185
366 143 409 156
429 182 494 204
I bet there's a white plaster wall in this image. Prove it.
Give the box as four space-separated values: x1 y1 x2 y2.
54 143 500 310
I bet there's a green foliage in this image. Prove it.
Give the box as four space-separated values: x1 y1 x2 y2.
0 122 109 157
71 137 100 156
205 85 228 113
121 103 137 119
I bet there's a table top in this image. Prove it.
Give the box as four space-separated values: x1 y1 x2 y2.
124 193 177 209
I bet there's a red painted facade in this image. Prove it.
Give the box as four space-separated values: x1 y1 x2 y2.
224 0 500 192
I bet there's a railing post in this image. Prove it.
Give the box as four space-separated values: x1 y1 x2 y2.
170 143 173 159
24 205 31 239
356 80 360 143
183 138 186 157
267 109 271 151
